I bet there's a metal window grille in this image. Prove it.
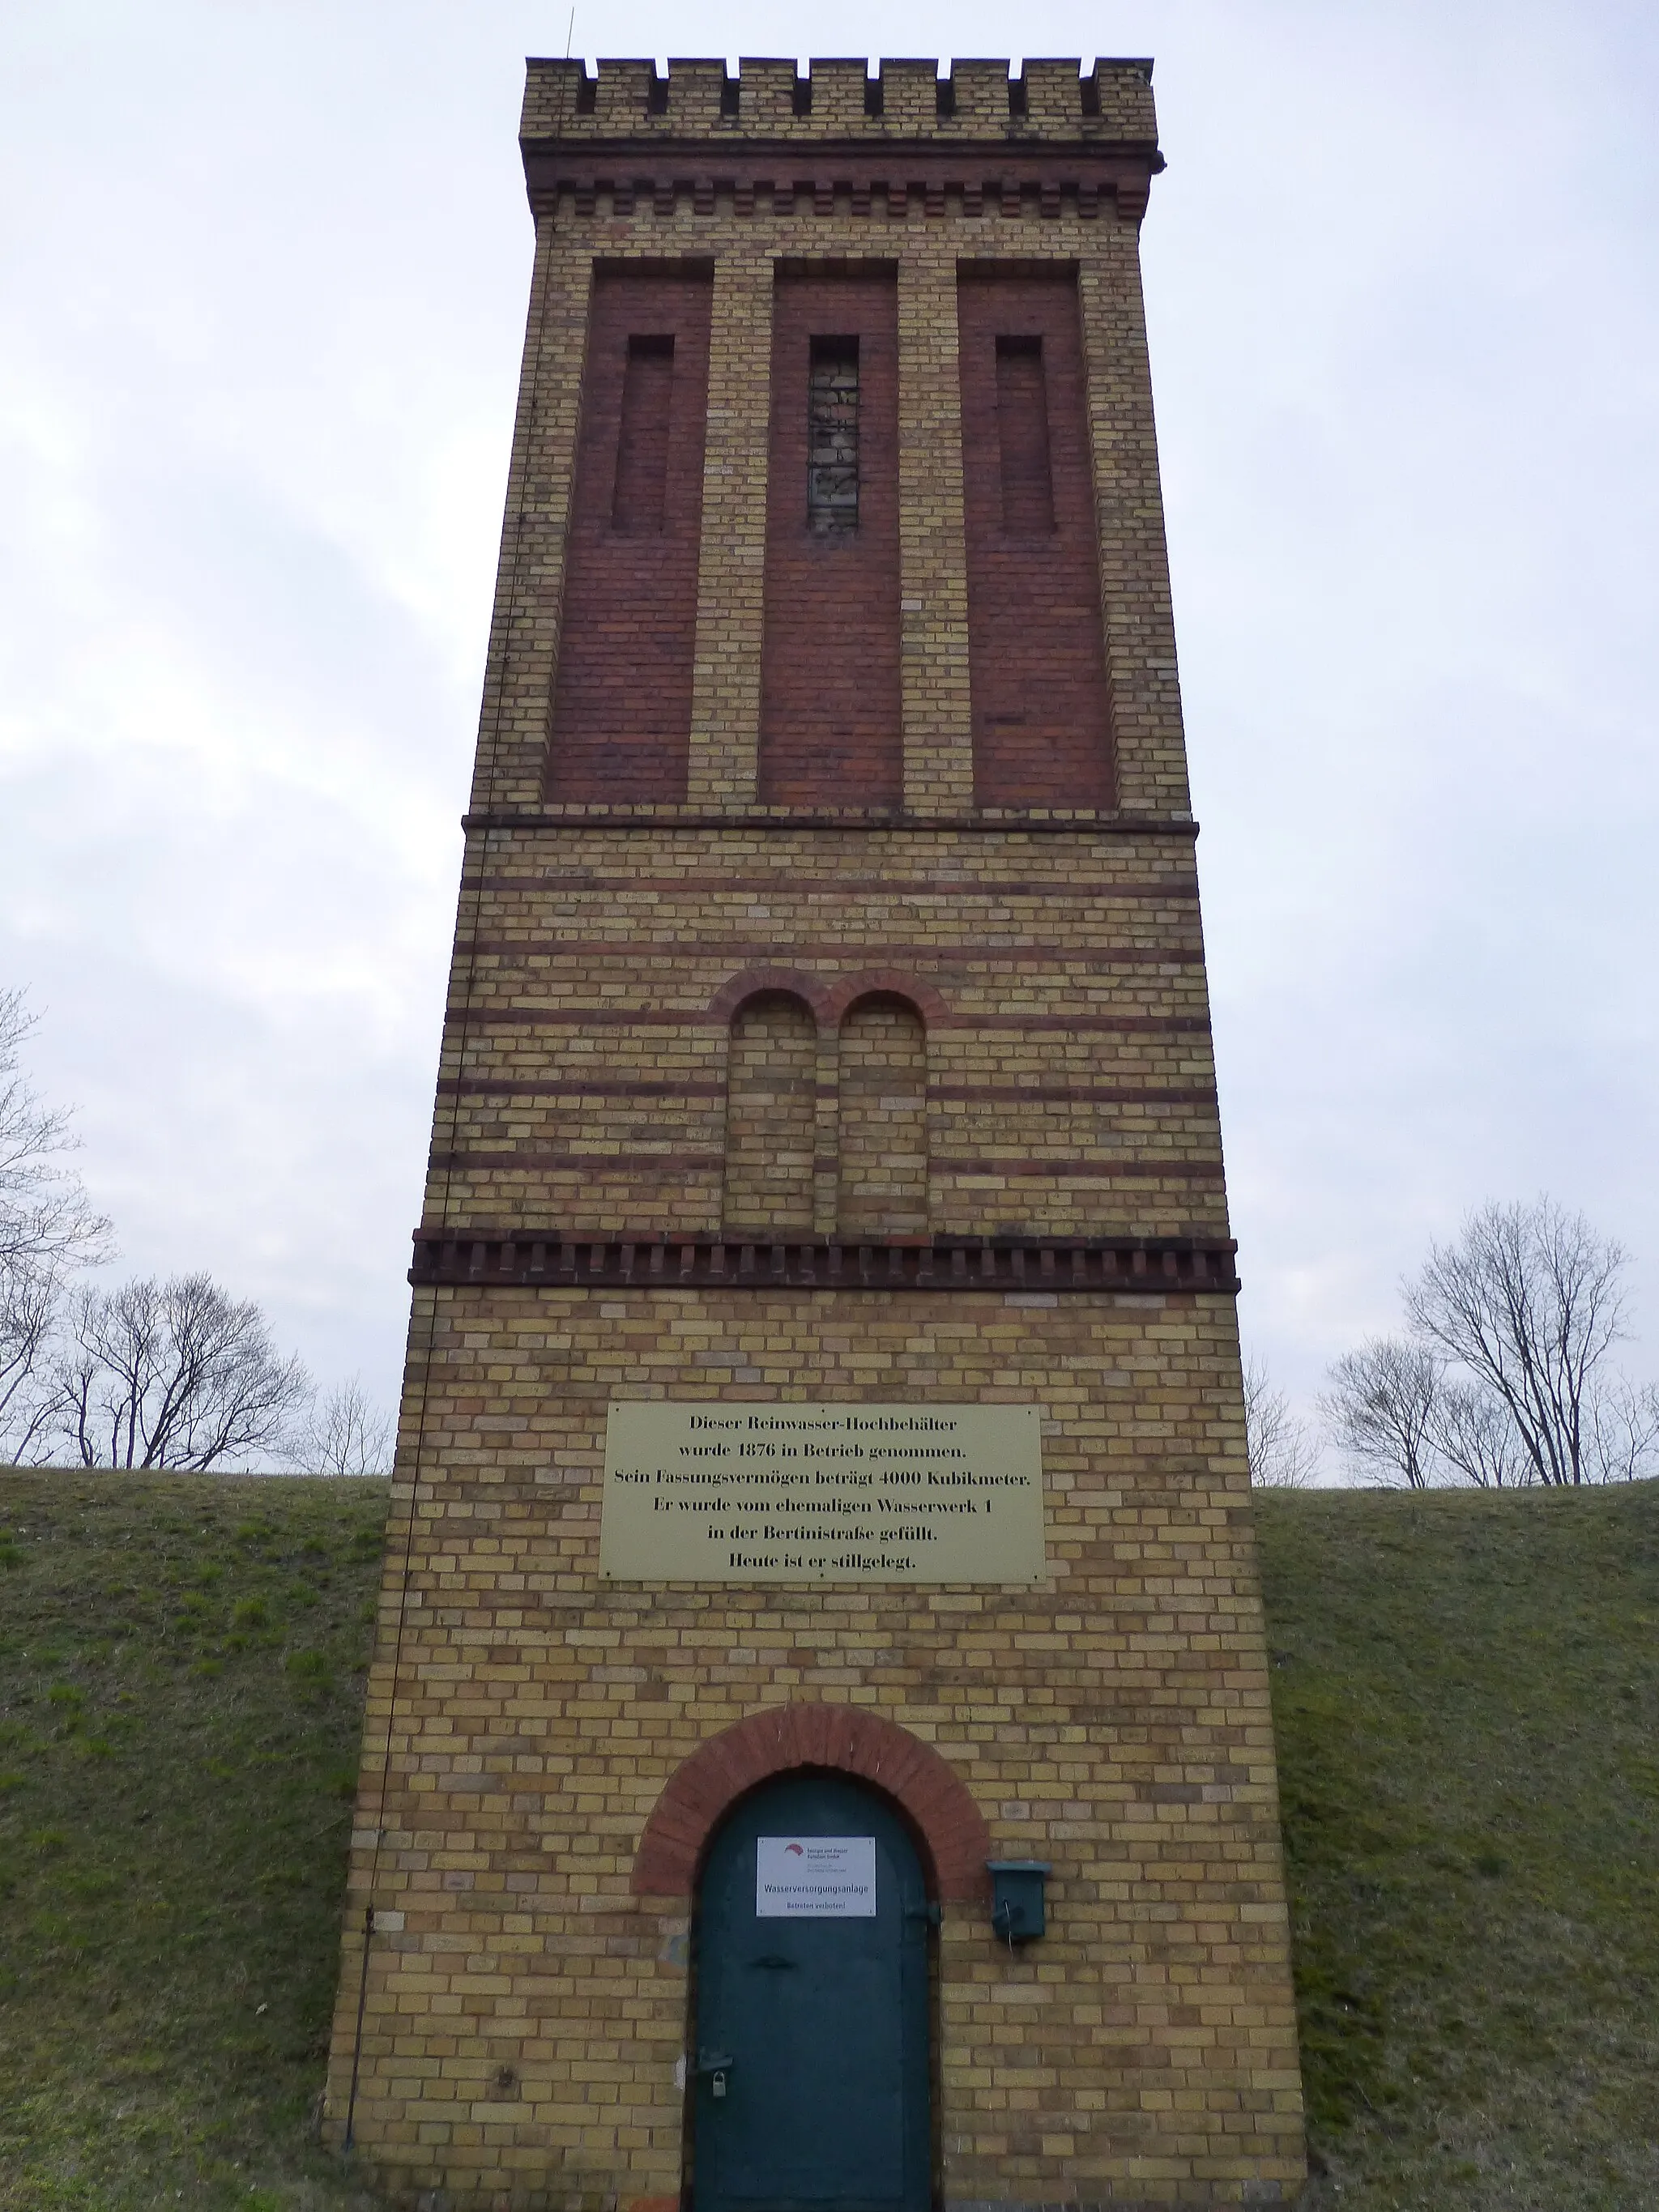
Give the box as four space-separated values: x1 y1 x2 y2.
807 340 859 532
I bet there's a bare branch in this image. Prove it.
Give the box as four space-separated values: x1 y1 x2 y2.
0 989 114 1281
1429 1380 1530 1488
1243 1355 1322 1488
1589 1378 1659 1485
1318 1336 1441 1488
1405 1198 1628 1485
0 1263 62 1465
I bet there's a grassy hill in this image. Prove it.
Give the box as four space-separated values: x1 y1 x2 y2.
1 1472 1655 2210
0 1473 387 2212
1257 1481 1659 2211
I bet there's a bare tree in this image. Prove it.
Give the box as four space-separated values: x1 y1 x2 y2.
1430 1379 1529 1488
1243 1355 1321 1487
1589 1378 1659 1485
297 1375 395 1476
1405 1199 1629 1486
1320 1336 1441 1488
0 990 113 1283
55 1272 310 1471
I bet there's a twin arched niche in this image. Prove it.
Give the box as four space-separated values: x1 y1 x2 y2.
837 994 927 1235
724 991 817 1233
719 977 932 1238
629 1704 992 1902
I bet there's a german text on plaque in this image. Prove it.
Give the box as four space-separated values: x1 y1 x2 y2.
599 1402 1046 1583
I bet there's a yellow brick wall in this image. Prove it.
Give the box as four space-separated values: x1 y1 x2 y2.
424 826 1221 1243
329 1294 1303 2210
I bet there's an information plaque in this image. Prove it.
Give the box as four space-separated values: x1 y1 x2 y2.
756 1836 876 1917
599 1401 1046 1583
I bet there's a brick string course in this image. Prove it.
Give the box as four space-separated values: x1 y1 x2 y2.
326 53 1307 2212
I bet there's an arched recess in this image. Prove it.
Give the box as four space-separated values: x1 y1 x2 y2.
838 992 928 1236
707 967 834 1029
723 991 817 1233
631 1704 992 1901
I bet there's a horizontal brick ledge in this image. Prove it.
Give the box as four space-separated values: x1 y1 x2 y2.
463 937 1206 967
467 872 1202 901
461 810 1200 838
408 1232 1241 1294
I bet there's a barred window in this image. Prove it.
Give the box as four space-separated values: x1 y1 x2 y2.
807 338 859 532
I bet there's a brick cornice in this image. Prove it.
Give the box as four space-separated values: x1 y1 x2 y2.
521 148 1158 224
409 1231 1240 1294
630 1703 994 1900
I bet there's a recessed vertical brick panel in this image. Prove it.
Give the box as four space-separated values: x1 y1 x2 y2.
838 993 928 1234
544 262 713 802
958 265 1116 810
760 267 903 805
724 991 817 1230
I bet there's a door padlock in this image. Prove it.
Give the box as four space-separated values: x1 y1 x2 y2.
696 2050 734 2099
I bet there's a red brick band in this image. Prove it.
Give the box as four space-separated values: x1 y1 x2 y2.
460 810 1201 837
469 872 1201 902
443 1006 1212 1034
435 1077 725 1099
463 939 1203 970
435 1078 1214 1104
428 1151 720 1176
932 1157 1226 1181
630 1703 994 1901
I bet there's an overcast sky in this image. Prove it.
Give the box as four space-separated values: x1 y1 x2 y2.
2 0 1656 1456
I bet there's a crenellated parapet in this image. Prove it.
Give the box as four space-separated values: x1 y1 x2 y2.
520 54 1159 150
518 58 1163 227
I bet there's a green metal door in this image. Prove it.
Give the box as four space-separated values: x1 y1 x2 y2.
692 1772 932 2212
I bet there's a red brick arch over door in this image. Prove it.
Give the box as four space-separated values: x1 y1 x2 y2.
630 1704 992 1902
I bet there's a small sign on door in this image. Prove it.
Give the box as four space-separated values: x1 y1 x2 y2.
756 1836 876 1917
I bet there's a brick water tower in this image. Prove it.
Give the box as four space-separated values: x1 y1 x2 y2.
327 53 1307 2212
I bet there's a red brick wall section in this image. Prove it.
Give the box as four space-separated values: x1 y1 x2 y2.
957 265 1116 810
630 1703 994 1900
545 262 713 802
760 267 904 807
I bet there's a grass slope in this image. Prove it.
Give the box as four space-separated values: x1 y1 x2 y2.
0 1473 389 2211
1258 1480 1659 2211
2 1473 1655 2210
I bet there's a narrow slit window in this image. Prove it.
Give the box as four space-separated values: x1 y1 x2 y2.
612 334 674 531
996 335 1056 535
807 337 859 533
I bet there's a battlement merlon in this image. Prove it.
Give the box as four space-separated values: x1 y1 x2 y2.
520 55 1161 157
